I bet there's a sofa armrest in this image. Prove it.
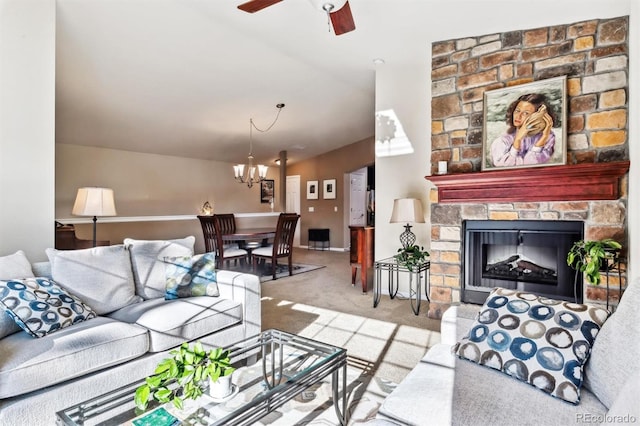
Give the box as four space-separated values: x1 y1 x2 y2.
215 270 261 338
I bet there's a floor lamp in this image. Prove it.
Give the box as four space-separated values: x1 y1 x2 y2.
72 187 117 247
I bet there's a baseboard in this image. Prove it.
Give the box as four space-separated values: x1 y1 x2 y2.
299 245 348 252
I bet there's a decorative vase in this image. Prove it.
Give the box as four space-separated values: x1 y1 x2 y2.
209 374 233 400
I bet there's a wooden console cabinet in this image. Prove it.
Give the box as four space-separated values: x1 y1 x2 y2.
349 226 374 293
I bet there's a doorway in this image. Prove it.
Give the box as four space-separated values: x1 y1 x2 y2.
346 166 374 248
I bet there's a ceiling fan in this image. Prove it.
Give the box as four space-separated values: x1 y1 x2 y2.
237 0 356 36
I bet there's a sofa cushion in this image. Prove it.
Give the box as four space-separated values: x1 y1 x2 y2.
0 316 149 398
454 287 609 404
0 311 21 339
0 250 34 280
108 296 242 352
124 236 195 299
0 277 96 338
164 252 219 300
584 280 640 408
378 344 455 426
46 245 140 315
451 351 607 426
604 370 640 423
0 251 35 337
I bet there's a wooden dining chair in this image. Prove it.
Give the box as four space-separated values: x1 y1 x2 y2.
197 215 247 269
215 213 236 235
252 213 300 280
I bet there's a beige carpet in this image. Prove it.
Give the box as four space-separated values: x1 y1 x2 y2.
260 248 442 424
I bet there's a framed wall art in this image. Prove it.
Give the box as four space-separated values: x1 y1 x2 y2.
260 179 274 203
482 75 567 171
323 179 336 199
306 180 319 200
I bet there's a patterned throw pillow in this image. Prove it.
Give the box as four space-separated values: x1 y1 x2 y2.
454 287 610 404
164 253 219 300
0 277 96 338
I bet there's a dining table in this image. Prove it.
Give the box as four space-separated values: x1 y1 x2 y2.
221 227 276 266
221 227 276 247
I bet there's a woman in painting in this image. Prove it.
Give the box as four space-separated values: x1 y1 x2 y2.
490 93 557 167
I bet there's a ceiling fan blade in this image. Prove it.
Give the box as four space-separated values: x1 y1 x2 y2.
330 1 355 35
237 0 283 13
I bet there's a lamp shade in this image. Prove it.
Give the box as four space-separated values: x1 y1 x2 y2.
72 187 117 217
389 198 425 224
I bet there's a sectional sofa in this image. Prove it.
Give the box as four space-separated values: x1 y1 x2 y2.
371 279 640 425
0 237 261 425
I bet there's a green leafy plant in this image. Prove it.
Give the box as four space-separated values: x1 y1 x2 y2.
394 244 429 272
134 341 235 411
566 238 622 285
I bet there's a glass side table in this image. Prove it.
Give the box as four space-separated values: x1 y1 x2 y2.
373 256 430 315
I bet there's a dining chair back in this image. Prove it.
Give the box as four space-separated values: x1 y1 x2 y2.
215 213 236 235
252 213 300 280
197 215 247 268
197 215 217 253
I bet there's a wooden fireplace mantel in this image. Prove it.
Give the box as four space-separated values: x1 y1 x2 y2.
426 161 630 204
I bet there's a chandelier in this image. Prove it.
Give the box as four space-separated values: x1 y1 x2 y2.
234 103 285 188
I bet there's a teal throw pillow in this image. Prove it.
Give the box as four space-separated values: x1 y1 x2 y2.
164 253 219 300
0 277 96 338
454 287 610 404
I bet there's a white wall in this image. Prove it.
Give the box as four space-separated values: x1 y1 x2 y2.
0 0 56 262
375 62 431 295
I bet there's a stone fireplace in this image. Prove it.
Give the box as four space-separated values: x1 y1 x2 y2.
425 164 628 319
425 16 629 319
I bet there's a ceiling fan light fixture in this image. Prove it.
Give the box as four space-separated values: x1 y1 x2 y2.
308 0 347 13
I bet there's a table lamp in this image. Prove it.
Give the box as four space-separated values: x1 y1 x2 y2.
72 187 117 247
389 198 425 249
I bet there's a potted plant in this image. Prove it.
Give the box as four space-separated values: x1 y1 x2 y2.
394 244 429 272
566 238 622 285
134 341 235 411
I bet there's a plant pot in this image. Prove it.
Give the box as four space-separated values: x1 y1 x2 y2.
209 374 233 400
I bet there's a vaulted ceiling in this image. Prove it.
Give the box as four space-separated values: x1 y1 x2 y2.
54 0 625 165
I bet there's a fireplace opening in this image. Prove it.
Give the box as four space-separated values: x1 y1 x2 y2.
462 220 584 305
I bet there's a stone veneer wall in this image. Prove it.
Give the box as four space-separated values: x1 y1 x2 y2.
427 16 629 319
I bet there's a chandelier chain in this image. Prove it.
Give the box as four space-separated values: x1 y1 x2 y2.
234 103 285 188
248 104 284 155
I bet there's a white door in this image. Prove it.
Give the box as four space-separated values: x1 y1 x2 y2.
349 169 367 226
286 175 301 247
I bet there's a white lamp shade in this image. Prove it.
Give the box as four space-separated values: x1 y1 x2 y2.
72 187 117 217
389 198 425 224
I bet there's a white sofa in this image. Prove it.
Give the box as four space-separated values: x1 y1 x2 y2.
372 280 640 426
0 238 261 425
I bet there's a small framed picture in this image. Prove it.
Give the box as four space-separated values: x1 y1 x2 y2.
323 179 336 199
307 180 318 200
260 179 274 203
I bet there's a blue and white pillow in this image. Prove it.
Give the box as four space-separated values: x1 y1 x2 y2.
164 253 219 300
0 277 96 338
454 287 610 404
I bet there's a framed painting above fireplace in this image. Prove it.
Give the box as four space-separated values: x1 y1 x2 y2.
482 76 567 171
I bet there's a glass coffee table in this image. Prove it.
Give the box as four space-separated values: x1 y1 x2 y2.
56 329 348 425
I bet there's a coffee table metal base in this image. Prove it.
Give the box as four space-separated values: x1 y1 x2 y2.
56 330 348 426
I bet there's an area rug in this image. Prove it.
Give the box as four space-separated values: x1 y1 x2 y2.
255 263 325 282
